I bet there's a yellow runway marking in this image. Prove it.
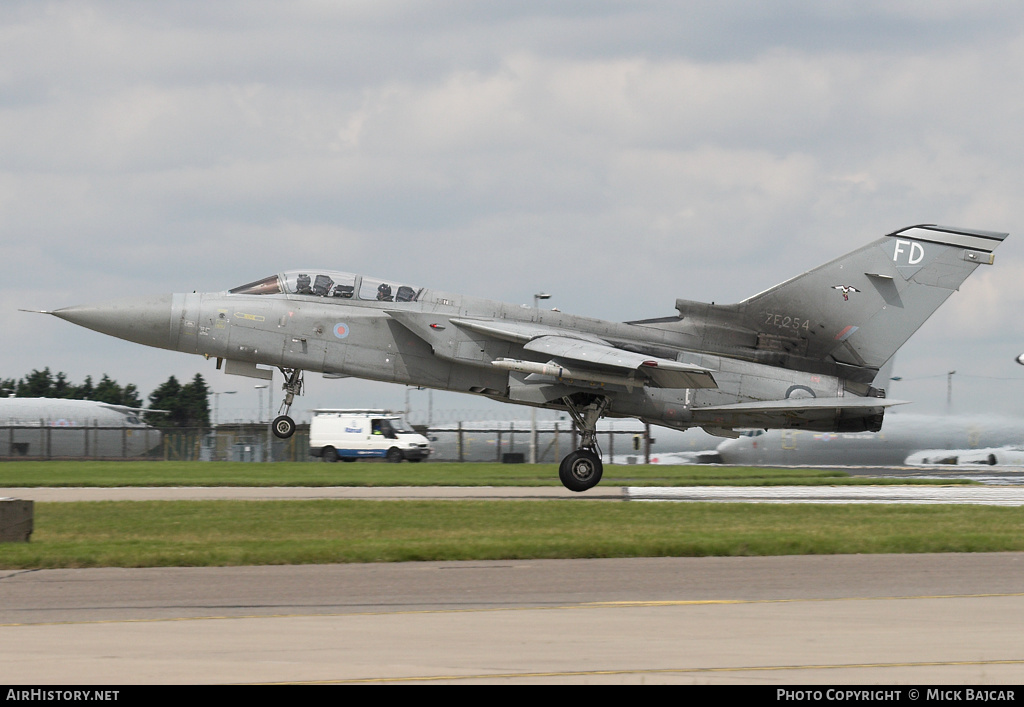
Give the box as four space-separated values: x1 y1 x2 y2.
2 591 1024 628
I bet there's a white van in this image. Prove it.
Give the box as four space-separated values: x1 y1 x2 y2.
309 409 432 463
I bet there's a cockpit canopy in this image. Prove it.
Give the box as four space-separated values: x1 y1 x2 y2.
229 271 422 303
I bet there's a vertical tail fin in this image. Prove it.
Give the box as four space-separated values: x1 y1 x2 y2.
743 225 1007 369
673 225 1007 374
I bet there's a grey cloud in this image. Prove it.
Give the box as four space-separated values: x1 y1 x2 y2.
4 1 1024 416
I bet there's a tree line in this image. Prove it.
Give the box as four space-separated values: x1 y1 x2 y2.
1 368 211 428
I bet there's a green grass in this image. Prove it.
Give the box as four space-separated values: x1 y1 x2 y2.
0 461 991 569
2 500 1023 569
0 461 972 487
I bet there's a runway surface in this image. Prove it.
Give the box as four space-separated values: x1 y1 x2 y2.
0 485 621 502
2 554 1024 685
6 480 1024 504
625 485 1024 504
4 474 1024 685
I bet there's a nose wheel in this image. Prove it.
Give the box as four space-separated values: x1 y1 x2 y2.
271 368 304 439
272 415 296 439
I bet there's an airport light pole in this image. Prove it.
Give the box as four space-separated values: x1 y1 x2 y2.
254 385 267 422
255 384 269 462
530 292 552 464
211 390 236 426
405 385 426 422
947 371 956 413
209 390 236 463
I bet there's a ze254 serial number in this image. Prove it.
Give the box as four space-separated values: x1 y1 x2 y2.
764 312 811 332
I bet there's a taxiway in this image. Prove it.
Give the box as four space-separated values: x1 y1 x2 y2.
2 554 1024 685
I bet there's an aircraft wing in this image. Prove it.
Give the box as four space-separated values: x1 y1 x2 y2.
386 311 605 347
99 404 168 415
451 317 717 388
449 317 606 344
522 335 718 389
389 313 718 390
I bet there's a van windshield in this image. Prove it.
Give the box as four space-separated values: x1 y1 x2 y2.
386 418 415 434
372 419 398 439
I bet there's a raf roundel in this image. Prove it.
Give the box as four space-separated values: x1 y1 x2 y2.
333 323 350 339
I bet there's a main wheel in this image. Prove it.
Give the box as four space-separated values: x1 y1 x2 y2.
272 415 296 439
558 449 603 492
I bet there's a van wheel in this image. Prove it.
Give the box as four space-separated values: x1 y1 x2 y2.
386 448 403 463
321 446 337 462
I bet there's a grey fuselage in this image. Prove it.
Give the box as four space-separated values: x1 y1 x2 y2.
95 279 854 433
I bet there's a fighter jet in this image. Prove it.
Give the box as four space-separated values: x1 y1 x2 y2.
0 397 161 458
30 224 1007 491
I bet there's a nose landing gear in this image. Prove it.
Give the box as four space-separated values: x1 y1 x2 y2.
271 368 304 439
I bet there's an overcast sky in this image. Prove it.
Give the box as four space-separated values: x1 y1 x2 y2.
4 1 1024 424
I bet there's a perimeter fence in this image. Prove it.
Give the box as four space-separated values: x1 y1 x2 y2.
0 425 164 460
1 422 655 463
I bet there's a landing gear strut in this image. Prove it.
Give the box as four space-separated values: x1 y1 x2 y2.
271 368 304 439
558 394 610 492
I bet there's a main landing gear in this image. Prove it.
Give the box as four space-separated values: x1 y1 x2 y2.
271 368 304 439
558 394 610 493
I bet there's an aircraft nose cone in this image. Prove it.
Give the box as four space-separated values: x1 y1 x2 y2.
51 294 177 351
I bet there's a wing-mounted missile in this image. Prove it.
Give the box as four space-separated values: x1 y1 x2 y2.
517 336 717 389
492 353 716 391
493 358 646 390
493 333 718 403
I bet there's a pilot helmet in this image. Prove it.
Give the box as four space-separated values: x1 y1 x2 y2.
377 283 393 300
